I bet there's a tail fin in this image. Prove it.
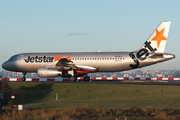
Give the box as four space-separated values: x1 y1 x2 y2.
138 21 171 53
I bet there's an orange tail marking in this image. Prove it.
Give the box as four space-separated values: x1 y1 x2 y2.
151 28 167 48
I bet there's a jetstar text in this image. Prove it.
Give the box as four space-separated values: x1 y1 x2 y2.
24 56 54 63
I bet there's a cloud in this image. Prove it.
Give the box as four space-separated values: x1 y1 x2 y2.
67 33 88 36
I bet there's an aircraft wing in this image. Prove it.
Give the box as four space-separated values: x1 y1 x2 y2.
55 56 97 72
55 58 76 70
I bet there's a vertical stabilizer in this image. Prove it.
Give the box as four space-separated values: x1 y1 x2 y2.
138 21 171 53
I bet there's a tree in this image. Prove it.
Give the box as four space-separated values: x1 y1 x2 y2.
173 71 180 77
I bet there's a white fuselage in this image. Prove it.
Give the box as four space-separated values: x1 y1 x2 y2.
2 52 175 73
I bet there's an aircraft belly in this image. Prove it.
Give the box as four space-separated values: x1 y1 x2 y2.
75 59 134 72
98 62 133 72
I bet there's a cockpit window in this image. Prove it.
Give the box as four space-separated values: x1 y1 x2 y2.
8 58 13 61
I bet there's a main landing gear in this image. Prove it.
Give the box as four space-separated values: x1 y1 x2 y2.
83 76 90 81
22 72 27 81
70 76 77 82
69 75 90 82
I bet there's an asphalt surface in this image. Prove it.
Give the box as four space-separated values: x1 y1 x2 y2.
11 80 180 85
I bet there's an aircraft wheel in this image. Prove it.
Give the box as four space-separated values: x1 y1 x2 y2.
70 76 77 82
83 76 90 81
22 77 26 81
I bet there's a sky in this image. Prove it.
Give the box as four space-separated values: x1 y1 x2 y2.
0 0 180 71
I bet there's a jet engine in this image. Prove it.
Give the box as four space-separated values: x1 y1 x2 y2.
37 68 62 78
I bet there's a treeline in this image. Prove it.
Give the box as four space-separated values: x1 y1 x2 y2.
0 81 18 106
172 71 180 77
0 106 179 120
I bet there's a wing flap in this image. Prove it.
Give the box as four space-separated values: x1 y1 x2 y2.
76 65 96 71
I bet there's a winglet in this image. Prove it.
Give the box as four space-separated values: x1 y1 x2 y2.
138 21 171 53
66 55 71 61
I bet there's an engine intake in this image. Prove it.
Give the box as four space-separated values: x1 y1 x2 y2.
37 68 62 78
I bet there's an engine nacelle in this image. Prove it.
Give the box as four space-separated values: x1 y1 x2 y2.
37 68 62 78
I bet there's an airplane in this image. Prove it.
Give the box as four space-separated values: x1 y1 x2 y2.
2 21 175 81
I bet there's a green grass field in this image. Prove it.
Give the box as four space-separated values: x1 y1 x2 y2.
6 82 180 109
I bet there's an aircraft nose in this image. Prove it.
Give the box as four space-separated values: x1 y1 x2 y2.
2 62 8 70
2 61 15 71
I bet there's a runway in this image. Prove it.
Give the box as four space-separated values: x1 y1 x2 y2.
2 77 180 85
3 80 180 85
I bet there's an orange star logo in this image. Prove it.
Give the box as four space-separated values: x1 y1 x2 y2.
54 55 63 62
151 28 167 48
66 55 71 61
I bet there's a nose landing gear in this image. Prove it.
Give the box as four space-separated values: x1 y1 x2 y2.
22 72 27 81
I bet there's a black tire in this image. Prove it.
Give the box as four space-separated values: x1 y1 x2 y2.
83 76 90 81
70 76 77 82
22 77 26 81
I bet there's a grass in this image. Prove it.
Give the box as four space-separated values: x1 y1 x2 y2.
4 82 180 109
